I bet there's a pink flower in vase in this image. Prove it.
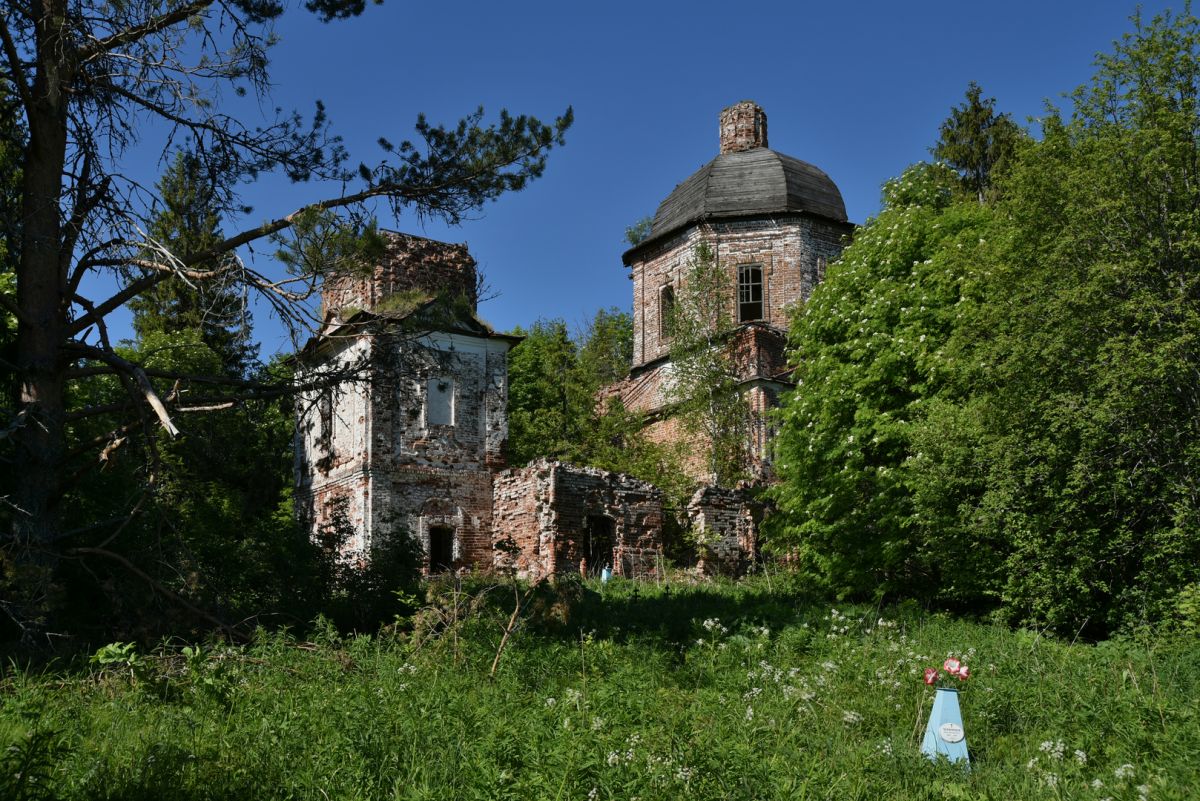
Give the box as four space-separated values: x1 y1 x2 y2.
955 664 970 680
923 667 940 685
943 657 961 674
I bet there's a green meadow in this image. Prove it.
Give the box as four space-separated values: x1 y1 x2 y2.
3 576 1197 800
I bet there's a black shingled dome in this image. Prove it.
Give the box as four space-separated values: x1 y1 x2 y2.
628 147 848 259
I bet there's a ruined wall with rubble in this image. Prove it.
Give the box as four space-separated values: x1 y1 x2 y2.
492 459 664 580
687 484 762 576
322 232 478 320
491 464 551 576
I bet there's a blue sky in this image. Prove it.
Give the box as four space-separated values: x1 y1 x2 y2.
100 0 1181 353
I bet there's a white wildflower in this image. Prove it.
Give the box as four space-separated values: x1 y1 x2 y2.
1039 740 1065 761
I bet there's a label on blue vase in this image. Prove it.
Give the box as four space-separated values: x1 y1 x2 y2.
939 723 965 743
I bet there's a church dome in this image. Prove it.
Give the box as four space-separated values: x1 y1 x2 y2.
627 102 848 259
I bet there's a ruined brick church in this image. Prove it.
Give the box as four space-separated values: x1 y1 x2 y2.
295 101 850 578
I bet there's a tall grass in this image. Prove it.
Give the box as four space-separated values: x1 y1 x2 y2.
2 575 1197 800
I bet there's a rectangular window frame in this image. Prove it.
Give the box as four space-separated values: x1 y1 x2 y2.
659 283 676 338
737 263 764 322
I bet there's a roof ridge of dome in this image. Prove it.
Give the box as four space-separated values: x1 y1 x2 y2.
629 144 848 264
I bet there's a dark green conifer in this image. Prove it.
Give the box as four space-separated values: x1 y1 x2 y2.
129 151 257 377
932 82 1022 202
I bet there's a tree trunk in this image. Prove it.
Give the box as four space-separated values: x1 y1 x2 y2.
11 0 70 557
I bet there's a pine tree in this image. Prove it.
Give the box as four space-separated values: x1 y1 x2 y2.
130 152 257 377
932 82 1023 202
1 0 574 579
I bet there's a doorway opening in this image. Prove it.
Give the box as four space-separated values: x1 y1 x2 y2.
583 515 615 576
428 525 454 573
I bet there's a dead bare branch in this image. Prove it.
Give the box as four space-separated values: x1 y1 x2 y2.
0 12 32 113
66 343 181 437
489 582 536 679
76 0 213 64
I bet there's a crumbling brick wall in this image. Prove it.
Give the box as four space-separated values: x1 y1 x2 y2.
322 231 478 320
295 335 376 557
363 330 510 573
628 216 846 370
687 485 762 576
605 212 848 485
604 365 783 483
492 459 664 580
492 462 553 577
297 231 511 575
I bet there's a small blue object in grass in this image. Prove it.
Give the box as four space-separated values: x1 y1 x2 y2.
922 687 970 766
600 565 612 583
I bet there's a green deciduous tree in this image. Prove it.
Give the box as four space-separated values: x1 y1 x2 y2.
507 318 579 465
769 163 999 604
623 216 653 247
776 8 1200 634
505 307 641 468
577 306 634 391
665 242 751 486
915 7 1200 634
505 308 691 505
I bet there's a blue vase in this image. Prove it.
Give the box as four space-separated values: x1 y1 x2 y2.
921 687 970 765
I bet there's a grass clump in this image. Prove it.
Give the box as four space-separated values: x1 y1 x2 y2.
2 576 1198 800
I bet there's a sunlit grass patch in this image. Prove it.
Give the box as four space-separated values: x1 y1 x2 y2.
2 577 1198 800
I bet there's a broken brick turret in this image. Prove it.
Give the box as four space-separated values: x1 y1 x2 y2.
719 100 768 154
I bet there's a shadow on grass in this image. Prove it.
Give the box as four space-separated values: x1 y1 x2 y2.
532 573 832 648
